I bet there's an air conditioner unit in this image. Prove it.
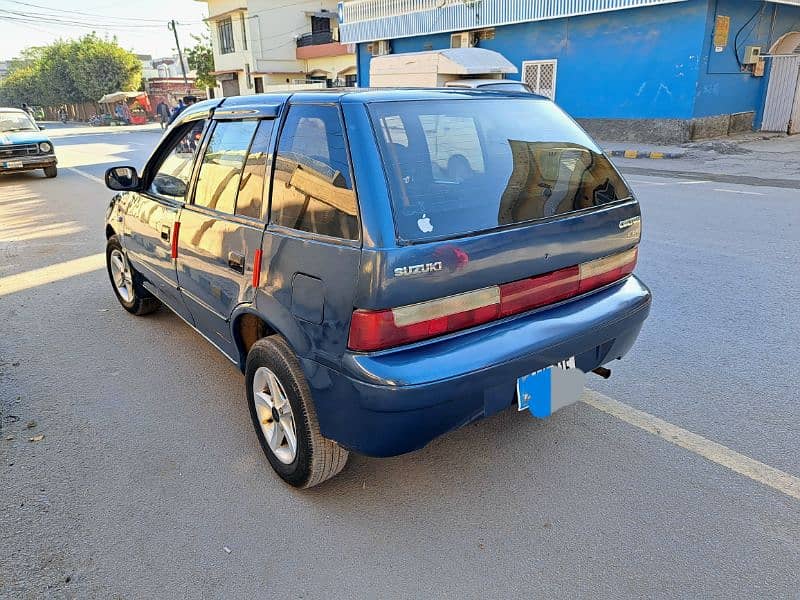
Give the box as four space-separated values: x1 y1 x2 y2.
368 40 391 56
450 32 475 49
742 46 761 65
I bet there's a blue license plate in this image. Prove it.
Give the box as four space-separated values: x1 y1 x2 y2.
517 357 585 419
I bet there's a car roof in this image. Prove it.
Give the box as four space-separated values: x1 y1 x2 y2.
172 88 550 127
0 107 29 114
215 87 548 107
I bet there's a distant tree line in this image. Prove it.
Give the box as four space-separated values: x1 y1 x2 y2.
0 34 141 107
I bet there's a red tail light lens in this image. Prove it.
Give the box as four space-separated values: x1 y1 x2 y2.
348 247 638 352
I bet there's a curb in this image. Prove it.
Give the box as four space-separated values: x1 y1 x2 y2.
606 149 686 160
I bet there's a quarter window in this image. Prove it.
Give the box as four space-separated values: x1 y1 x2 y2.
271 105 358 240
149 120 206 199
193 120 258 214
218 18 235 54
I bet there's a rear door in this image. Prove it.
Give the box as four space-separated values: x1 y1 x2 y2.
262 103 361 362
175 117 275 357
123 118 207 321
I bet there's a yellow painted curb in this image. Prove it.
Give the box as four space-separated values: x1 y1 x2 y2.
649 152 665 159
623 150 638 159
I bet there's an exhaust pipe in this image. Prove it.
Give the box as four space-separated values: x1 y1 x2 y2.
592 367 611 379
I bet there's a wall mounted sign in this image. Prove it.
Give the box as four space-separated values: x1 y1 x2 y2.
714 15 730 52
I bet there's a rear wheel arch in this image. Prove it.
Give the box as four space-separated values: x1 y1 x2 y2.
231 303 314 371
231 310 276 371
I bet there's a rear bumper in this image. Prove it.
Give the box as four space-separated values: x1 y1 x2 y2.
0 154 57 172
305 275 652 457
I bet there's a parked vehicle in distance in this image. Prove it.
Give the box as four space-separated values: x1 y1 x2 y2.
0 108 57 178
444 78 533 92
104 89 651 488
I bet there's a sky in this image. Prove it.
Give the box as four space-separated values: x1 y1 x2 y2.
0 0 209 60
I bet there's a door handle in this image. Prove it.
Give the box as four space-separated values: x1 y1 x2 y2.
160 224 170 241
228 251 245 274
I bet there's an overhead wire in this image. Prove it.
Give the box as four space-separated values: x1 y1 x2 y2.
3 0 169 23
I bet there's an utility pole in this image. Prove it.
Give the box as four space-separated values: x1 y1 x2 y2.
168 20 189 91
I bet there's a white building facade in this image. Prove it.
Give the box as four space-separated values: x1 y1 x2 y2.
197 0 357 97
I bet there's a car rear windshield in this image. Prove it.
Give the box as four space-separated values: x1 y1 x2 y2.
368 98 632 242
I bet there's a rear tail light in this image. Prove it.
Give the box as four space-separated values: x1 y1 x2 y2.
348 247 637 352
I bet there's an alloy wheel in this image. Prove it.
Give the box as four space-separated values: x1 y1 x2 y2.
252 366 298 464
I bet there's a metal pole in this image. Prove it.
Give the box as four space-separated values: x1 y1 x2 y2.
168 20 189 90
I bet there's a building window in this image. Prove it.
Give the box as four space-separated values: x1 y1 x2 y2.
240 16 248 51
345 74 357 87
254 77 263 93
311 15 331 34
522 60 557 100
218 18 235 54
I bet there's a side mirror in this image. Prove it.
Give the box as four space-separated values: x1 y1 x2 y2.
105 166 140 191
152 173 187 198
38 125 46 130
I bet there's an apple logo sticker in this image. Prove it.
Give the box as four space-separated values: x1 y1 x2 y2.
417 214 434 233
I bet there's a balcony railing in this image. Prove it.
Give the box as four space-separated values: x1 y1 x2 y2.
339 0 690 43
296 31 335 47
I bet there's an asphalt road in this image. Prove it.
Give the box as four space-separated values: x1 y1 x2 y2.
1 124 798 599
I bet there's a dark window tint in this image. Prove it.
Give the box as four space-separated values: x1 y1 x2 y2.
369 99 632 241
272 105 358 240
194 120 258 214
149 119 206 199
236 120 275 219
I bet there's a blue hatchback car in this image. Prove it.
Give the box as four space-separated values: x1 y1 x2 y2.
104 89 651 488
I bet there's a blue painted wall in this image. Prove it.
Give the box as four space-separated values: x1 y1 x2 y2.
357 0 710 119
695 1 800 121
355 0 800 124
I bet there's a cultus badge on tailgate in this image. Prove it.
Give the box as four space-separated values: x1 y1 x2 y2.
394 262 443 277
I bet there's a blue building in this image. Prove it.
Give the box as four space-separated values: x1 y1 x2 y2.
338 0 800 142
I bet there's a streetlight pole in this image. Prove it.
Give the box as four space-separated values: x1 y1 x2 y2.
168 20 189 91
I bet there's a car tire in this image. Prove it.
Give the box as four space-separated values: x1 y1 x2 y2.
245 335 348 488
43 166 57 178
105 235 160 316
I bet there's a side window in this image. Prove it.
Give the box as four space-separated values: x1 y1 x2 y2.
149 120 206 198
419 114 485 183
236 120 275 220
193 120 258 214
271 105 358 240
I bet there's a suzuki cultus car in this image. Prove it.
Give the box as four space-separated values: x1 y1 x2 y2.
104 90 651 488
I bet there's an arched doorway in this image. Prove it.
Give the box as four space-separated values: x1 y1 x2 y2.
761 32 800 134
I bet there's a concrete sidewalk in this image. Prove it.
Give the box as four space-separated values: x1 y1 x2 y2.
604 133 800 183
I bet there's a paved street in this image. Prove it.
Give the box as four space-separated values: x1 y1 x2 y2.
1 124 799 598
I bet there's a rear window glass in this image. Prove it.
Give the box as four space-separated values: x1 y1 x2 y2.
369 99 632 241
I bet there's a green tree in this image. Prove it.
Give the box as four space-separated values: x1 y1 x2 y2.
69 34 141 102
0 34 141 106
186 34 216 90
0 66 43 106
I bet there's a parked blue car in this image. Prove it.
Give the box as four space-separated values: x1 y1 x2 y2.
104 89 651 488
0 108 57 178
